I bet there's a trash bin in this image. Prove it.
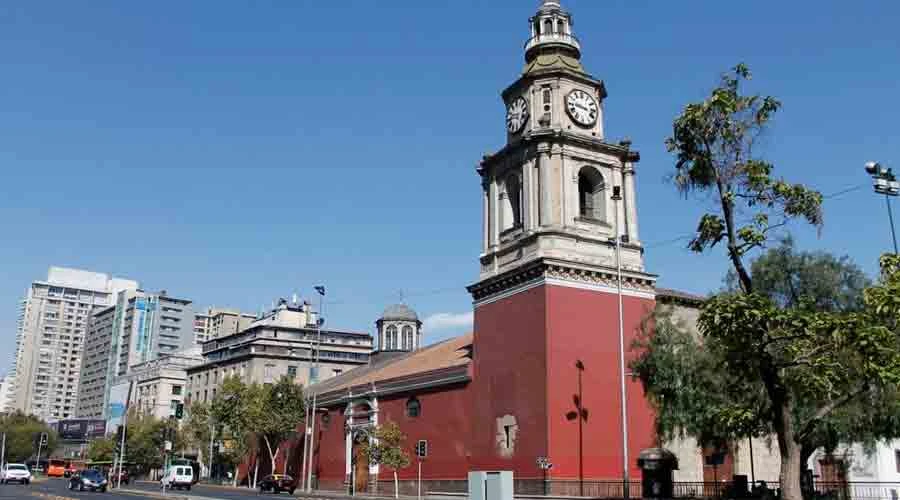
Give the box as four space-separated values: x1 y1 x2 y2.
637 448 678 499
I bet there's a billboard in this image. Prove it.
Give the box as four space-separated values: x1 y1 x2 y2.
56 419 106 441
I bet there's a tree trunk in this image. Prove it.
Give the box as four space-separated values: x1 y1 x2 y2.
394 470 399 499
772 392 803 500
780 438 803 500
253 460 259 489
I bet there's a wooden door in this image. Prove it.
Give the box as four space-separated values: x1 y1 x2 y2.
353 441 369 494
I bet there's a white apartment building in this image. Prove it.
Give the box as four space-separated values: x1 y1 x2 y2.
76 289 195 419
8 267 138 422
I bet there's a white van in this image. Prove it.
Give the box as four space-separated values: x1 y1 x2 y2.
160 465 193 491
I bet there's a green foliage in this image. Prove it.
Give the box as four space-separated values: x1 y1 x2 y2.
243 376 306 472
665 64 823 292
724 237 871 312
124 411 173 474
182 402 212 453
0 411 57 462
87 437 117 462
361 422 411 499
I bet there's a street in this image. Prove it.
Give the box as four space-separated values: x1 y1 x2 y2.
0 477 293 500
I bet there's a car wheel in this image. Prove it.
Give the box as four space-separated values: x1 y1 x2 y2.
186 485 191 491
79 483 85 491
101 486 107 493
290 489 296 495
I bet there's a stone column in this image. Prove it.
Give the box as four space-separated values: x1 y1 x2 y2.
489 177 499 250
482 181 490 253
624 164 639 243
539 150 551 227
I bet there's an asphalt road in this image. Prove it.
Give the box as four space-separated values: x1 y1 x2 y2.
0 477 280 500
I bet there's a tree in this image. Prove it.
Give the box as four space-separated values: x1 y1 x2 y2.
644 64 900 500
247 377 306 476
725 237 871 312
87 437 117 462
361 422 411 499
210 376 255 487
0 411 57 463
183 403 213 475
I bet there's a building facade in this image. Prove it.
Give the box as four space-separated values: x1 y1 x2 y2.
0 374 12 413
193 307 256 344
8 267 138 422
186 299 373 405
76 289 195 419
116 350 202 421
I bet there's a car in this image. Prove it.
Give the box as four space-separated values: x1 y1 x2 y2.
0 463 32 485
160 465 193 491
258 474 297 495
108 468 130 485
68 469 108 492
63 465 78 478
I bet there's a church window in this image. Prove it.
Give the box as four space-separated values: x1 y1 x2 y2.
542 88 552 112
578 166 606 221
406 397 421 417
386 325 398 350
402 325 414 350
543 19 553 36
503 174 522 230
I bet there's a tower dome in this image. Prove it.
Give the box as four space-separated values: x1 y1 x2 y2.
525 0 582 66
381 303 419 322
376 303 423 352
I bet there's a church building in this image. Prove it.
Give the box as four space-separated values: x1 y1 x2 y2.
307 0 731 495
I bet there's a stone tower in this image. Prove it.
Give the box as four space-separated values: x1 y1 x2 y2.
376 304 422 352
467 0 658 489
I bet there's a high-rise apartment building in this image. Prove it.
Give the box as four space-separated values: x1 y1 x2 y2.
76 290 195 419
193 308 256 344
8 267 138 422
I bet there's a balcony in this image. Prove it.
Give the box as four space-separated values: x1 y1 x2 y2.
524 33 580 53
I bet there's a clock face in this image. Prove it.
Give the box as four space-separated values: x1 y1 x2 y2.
506 97 529 134
566 89 598 127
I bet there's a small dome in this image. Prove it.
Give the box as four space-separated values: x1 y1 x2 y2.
382 303 418 321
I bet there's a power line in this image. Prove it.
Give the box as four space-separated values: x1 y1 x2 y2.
641 183 866 250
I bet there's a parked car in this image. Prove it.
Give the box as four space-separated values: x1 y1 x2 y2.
160 465 193 491
0 463 32 485
68 469 108 492
108 468 130 485
258 474 297 495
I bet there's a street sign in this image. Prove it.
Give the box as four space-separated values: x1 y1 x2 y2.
416 440 428 458
536 456 553 470
165 440 172 452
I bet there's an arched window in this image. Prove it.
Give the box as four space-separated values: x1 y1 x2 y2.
406 397 421 418
543 18 553 36
503 174 522 230
578 167 606 221
385 325 398 350
402 325 414 350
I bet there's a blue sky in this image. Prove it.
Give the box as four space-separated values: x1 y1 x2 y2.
2 1 899 369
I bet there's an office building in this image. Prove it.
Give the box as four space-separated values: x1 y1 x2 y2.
193 307 256 344
186 299 373 405
7 267 138 422
76 289 195 419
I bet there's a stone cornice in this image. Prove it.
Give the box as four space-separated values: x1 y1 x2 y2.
479 130 639 175
467 257 657 303
501 68 606 102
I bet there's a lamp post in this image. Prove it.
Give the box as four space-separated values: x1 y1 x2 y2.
611 184 630 500
864 161 899 254
306 285 326 492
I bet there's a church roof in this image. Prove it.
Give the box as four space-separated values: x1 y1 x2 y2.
313 333 473 405
656 287 706 306
380 303 419 322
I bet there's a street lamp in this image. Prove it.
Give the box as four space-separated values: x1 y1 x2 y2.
611 184 630 500
864 161 900 254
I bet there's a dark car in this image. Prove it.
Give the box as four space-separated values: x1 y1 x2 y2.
68 469 108 492
258 474 297 495
108 468 130 485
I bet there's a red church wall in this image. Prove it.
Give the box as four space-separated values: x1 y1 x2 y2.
469 285 549 478
314 383 473 490
545 284 656 481
316 407 349 491
374 384 472 482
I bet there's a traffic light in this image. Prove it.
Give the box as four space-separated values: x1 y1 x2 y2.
415 440 428 458
174 402 184 420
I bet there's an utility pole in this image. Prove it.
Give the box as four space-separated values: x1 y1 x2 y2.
306 285 326 492
865 161 900 253
1 432 6 469
116 380 134 489
612 184 630 500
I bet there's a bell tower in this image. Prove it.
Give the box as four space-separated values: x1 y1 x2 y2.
468 0 658 489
